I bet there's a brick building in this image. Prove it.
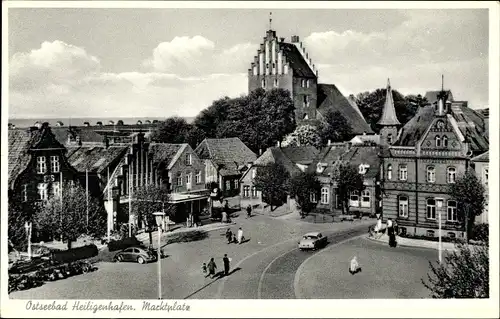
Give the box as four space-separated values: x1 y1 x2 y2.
471 151 489 224
247 28 372 135
380 83 489 238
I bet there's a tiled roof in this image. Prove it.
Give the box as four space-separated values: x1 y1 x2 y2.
8 127 65 188
424 90 454 106
339 146 381 179
471 151 489 162
350 134 381 145
317 84 373 135
280 146 320 164
66 145 129 173
307 144 349 177
254 147 302 176
280 43 316 78
347 95 367 122
195 138 257 176
52 127 105 145
377 79 401 126
149 143 184 166
393 105 435 147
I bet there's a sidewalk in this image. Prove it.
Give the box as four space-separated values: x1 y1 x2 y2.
367 233 458 252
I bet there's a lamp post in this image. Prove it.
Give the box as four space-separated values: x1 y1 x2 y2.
24 222 32 260
435 198 444 264
153 211 165 300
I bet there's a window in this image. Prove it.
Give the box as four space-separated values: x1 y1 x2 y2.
426 198 436 219
196 171 202 184
37 156 47 174
387 164 392 180
448 232 456 239
50 155 60 173
359 164 366 174
361 190 370 207
261 79 266 88
243 185 250 197
37 183 48 200
399 164 407 181
306 79 310 88
484 167 489 186
52 182 61 197
186 173 192 185
447 200 457 221
310 192 317 203
435 135 441 147
301 79 306 87
176 174 183 186
349 191 359 207
251 186 257 197
234 180 238 190
387 134 393 144
426 230 435 237
303 95 309 107
427 166 436 183
447 167 456 183
185 154 192 165
443 135 448 147
274 78 279 87
252 169 257 179
400 227 407 236
22 184 28 202
226 180 231 190
320 187 329 204
398 196 409 218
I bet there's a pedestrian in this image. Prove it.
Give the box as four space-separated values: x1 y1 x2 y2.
246 204 252 218
223 254 231 276
207 258 217 279
232 234 238 244
349 256 361 275
237 227 244 244
222 211 228 223
225 228 233 244
202 262 208 277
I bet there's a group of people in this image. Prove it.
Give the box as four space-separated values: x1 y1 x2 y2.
225 227 245 244
202 254 231 279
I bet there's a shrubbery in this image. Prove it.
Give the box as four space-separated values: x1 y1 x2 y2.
471 223 488 242
108 236 143 252
51 244 98 263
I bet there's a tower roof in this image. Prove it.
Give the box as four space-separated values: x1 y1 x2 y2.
377 78 401 126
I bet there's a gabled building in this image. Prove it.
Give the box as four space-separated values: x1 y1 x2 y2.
380 83 489 238
195 137 257 197
247 28 372 135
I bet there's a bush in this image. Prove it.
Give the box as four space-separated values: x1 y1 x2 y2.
164 230 209 245
108 236 143 252
398 233 462 244
51 244 98 264
471 223 488 242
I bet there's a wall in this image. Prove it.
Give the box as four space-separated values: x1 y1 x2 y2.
293 75 318 123
168 145 206 193
474 161 489 224
239 166 262 208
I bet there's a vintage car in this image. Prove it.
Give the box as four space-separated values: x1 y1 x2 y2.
113 246 157 264
298 232 328 250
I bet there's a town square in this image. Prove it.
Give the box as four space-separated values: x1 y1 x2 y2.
3 3 498 318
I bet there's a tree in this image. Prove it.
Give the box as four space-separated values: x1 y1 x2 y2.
35 181 107 249
253 162 290 211
332 162 365 214
405 94 430 109
116 120 124 126
289 171 321 218
193 96 232 139
449 170 486 242
355 88 417 133
8 190 37 250
422 241 489 298
282 124 322 148
186 125 206 149
318 109 354 144
132 185 173 246
150 117 192 144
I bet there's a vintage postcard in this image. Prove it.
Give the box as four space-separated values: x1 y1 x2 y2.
1 1 499 318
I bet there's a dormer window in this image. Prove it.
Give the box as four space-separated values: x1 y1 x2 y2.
359 164 366 174
316 163 326 174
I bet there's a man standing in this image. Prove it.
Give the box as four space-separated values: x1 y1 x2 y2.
223 254 230 276
246 204 252 218
237 227 244 244
207 258 217 279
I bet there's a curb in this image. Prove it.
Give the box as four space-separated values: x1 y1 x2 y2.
365 235 458 252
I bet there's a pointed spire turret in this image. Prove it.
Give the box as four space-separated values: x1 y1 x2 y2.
377 78 401 126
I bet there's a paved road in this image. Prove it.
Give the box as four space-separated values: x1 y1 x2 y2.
215 225 369 299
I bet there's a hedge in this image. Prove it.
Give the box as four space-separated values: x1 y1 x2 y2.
51 244 98 264
108 236 143 252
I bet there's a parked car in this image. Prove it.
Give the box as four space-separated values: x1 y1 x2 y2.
113 246 156 264
299 232 328 250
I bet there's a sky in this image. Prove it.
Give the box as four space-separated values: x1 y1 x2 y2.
7 7 489 119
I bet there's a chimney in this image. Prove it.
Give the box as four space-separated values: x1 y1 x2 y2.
291 35 299 43
280 37 285 43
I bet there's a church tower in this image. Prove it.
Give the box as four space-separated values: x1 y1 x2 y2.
378 79 401 145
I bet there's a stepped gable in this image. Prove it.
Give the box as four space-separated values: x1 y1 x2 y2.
317 84 373 134
279 42 316 78
377 78 401 126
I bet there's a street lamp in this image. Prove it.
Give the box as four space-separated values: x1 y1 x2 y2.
24 222 32 260
153 211 165 300
435 198 444 264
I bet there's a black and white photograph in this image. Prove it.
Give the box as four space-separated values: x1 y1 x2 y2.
1 1 499 318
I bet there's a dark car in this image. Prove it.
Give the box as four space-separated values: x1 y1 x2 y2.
113 246 156 264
